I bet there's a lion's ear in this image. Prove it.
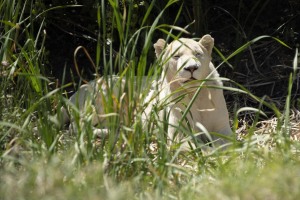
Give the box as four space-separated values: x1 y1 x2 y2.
199 34 214 55
154 39 166 57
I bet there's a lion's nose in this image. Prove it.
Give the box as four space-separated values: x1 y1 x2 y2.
184 65 199 73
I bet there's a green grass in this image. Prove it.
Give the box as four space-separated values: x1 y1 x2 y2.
1 0 300 199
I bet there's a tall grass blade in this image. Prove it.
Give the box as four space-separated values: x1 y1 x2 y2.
217 35 292 68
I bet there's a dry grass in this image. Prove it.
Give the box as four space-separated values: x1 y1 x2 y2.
238 112 298 135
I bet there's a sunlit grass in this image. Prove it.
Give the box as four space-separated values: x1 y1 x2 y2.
0 0 299 199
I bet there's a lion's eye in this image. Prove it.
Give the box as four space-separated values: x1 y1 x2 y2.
195 52 202 57
173 55 180 60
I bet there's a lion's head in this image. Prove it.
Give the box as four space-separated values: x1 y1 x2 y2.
154 35 215 88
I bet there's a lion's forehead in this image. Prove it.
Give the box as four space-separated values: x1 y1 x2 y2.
168 39 202 54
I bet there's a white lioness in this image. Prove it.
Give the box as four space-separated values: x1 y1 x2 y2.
60 34 231 149
148 34 231 148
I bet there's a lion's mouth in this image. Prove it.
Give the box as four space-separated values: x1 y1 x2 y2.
183 77 197 83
